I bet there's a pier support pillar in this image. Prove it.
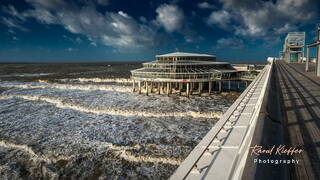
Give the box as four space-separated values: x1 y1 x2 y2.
132 80 135 92
161 83 165 93
218 81 222 92
199 82 203 95
179 83 182 96
150 82 153 93
245 81 248 88
169 83 172 94
167 83 170 96
158 82 161 95
186 83 190 97
138 81 141 94
146 82 149 96
208 81 212 95
237 81 240 90
228 80 231 91
190 82 194 95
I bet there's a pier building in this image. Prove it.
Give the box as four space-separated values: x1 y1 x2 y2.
130 52 256 97
282 32 305 63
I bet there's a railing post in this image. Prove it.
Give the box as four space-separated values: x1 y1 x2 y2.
317 45 320 77
306 47 309 72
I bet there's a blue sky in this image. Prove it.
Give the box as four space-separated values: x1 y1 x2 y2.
0 0 319 62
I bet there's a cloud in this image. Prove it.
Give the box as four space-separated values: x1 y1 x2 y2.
90 42 97 47
24 8 58 24
12 36 19 41
62 35 83 44
207 10 231 29
156 4 184 32
208 0 319 39
3 0 157 49
96 0 108 6
2 5 26 21
198 2 215 9
215 37 244 50
75 37 82 44
1 17 28 32
66 47 78 52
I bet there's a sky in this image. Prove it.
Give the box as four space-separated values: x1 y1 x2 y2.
0 0 319 62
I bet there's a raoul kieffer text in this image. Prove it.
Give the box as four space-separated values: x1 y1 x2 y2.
249 145 303 156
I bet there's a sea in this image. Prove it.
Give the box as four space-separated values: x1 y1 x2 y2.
0 63 239 179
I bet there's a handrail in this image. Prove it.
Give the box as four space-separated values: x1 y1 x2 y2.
170 65 269 179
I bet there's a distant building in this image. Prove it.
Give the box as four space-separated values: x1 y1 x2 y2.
130 52 242 96
282 32 305 63
279 51 284 60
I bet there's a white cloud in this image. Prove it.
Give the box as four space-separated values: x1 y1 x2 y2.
215 37 244 50
12 36 19 41
209 0 319 39
96 0 108 6
75 37 82 44
66 47 77 52
156 4 184 32
207 10 231 29
2 5 26 21
24 8 58 24
198 2 215 9
1 17 28 32
4 0 156 49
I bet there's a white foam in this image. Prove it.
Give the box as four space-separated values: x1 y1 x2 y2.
0 94 222 119
58 78 132 83
0 81 131 93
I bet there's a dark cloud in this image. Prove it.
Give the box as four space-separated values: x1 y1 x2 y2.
2 0 157 49
208 0 319 39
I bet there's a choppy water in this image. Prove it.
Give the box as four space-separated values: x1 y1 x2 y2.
0 63 237 180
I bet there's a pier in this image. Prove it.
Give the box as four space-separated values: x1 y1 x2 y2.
170 60 320 179
130 52 259 97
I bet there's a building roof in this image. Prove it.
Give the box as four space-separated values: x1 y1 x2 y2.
156 52 215 57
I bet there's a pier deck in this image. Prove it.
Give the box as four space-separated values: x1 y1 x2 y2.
171 60 320 179
275 61 320 179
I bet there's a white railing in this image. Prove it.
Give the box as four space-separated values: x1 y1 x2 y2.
170 60 273 180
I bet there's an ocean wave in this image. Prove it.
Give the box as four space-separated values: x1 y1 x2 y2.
0 94 222 119
0 81 131 93
0 140 181 165
58 78 132 83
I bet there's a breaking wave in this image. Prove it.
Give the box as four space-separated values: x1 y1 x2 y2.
0 140 181 165
0 140 51 163
0 82 131 93
0 95 222 119
58 78 132 83
118 151 182 165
